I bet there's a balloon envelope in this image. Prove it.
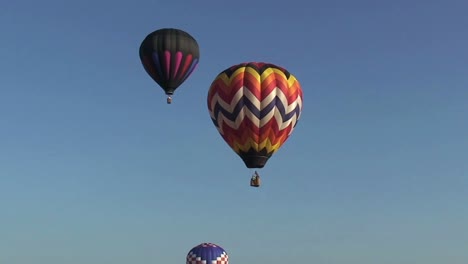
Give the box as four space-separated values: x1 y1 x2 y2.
207 62 303 168
186 243 228 264
139 28 200 96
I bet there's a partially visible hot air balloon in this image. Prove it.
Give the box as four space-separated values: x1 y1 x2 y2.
207 62 304 187
186 243 229 264
139 28 200 104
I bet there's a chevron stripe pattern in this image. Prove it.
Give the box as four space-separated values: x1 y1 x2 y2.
207 62 303 168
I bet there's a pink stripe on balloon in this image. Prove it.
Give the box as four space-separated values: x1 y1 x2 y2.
173 51 183 78
164 51 171 79
177 54 192 79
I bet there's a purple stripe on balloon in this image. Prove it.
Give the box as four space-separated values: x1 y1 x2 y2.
173 51 183 78
152 52 163 77
181 58 199 81
164 51 171 79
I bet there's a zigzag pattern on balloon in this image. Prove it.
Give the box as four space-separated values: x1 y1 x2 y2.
207 62 303 156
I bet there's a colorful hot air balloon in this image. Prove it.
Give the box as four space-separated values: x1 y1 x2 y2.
207 62 303 186
139 28 200 104
186 243 229 264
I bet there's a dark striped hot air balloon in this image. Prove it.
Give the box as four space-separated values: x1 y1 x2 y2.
186 243 228 264
139 28 200 104
207 62 304 187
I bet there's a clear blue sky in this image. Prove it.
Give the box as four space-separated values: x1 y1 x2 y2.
1 0 467 263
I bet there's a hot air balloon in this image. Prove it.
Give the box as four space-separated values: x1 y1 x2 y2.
207 62 303 187
186 243 229 264
139 28 200 104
